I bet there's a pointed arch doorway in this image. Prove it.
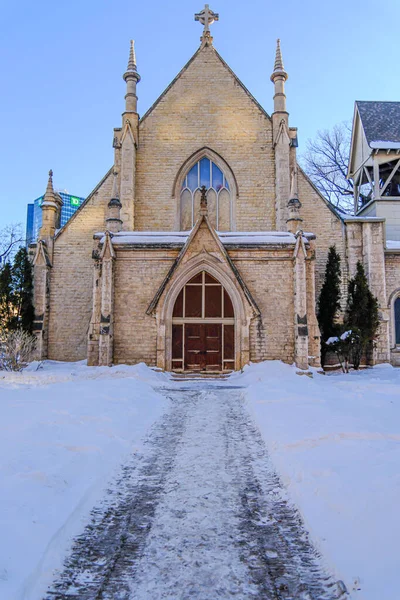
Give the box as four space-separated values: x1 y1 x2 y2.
171 271 235 372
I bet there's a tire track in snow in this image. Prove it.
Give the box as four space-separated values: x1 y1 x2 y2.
45 384 345 600
44 390 196 600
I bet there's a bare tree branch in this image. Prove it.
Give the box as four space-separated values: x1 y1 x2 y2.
0 224 24 264
300 122 354 213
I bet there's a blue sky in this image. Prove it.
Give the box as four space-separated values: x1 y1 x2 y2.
1 0 399 231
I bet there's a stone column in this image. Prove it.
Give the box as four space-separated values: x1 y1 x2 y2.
362 221 390 364
293 232 309 370
98 232 116 366
271 40 290 231
273 116 291 231
87 233 116 366
120 40 140 231
120 120 137 230
345 218 390 365
87 245 102 366
32 241 51 360
286 167 303 234
306 239 321 367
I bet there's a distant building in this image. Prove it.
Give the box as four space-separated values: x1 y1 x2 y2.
349 101 400 239
27 191 85 244
26 203 34 246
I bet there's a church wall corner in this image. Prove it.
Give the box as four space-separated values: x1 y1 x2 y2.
46 173 114 362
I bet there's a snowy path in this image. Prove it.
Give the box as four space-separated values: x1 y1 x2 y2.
45 383 342 600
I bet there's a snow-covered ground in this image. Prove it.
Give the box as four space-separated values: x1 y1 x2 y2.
233 362 400 600
0 359 399 599
0 361 169 600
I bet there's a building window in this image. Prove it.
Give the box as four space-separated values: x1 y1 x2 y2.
395 297 400 345
180 157 231 231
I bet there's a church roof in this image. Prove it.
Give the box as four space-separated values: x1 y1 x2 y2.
356 101 400 149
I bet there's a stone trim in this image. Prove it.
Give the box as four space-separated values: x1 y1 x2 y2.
172 146 239 199
155 253 253 371
146 215 260 317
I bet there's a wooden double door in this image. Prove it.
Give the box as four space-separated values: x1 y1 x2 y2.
185 323 222 371
171 271 235 372
172 321 234 372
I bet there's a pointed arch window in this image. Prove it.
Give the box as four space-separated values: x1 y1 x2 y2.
180 157 232 231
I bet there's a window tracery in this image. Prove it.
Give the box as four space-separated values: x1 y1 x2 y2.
180 157 231 230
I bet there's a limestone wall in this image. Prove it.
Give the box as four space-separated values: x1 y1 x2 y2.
228 248 295 363
135 45 276 232
47 172 112 361
297 170 346 300
112 243 299 367
113 249 178 365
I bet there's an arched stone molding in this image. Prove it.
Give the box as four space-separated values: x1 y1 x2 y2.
388 287 400 349
155 252 253 372
172 147 238 231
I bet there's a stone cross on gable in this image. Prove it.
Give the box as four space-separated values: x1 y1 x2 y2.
195 4 219 35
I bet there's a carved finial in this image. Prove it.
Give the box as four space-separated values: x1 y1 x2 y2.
45 169 55 197
127 39 137 71
200 185 208 215
123 39 140 83
123 39 141 113
195 4 219 45
39 168 58 226
274 39 284 71
271 38 288 83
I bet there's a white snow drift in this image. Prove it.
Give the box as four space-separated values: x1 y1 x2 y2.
0 359 399 600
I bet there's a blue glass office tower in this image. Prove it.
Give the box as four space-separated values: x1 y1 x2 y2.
26 203 34 246
27 192 85 244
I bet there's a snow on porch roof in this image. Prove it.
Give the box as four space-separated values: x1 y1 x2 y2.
95 230 314 247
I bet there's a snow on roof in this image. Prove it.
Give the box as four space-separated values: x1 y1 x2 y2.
95 230 312 247
386 240 400 250
95 231 188 245
218 231 301 244
344 216 385 223
370 141 400 150
356 101 400 147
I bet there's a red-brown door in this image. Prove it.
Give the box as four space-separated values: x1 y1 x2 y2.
204 324 222 370
184 323 222 371
185 324 204 370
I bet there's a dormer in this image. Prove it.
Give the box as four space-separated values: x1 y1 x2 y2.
348 101 400 240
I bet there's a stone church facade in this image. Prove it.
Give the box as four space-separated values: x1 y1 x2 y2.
31 7 400 371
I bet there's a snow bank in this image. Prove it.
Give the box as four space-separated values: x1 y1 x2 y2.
235 361 400 600
386 240 400 250
0 361 169 600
